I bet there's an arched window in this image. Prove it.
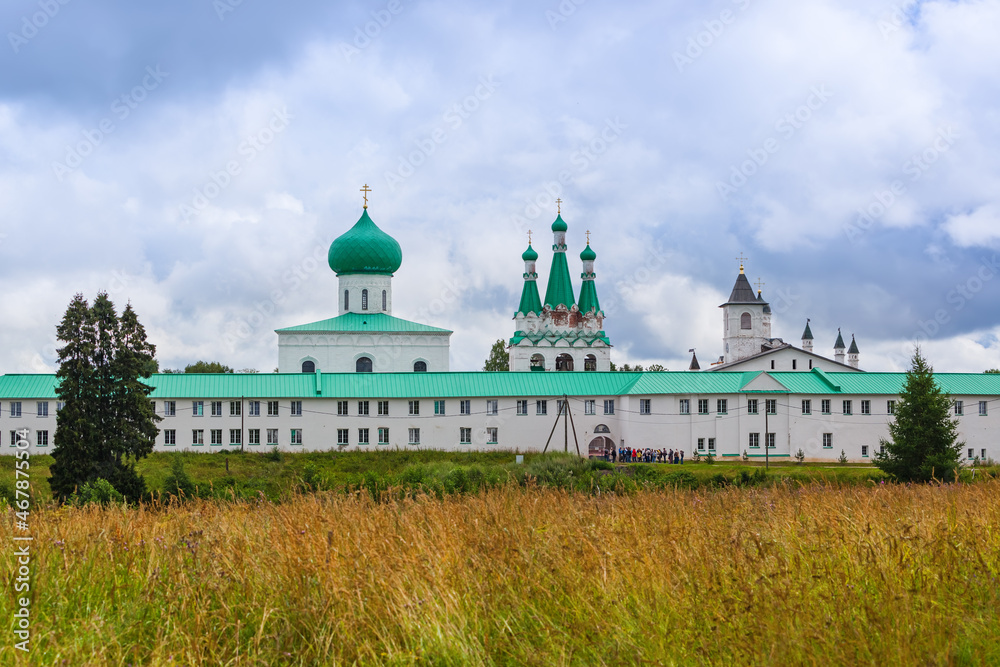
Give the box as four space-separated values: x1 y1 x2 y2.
356 357 373 373
530 353 545 369
344 290 349 311
740 312 752 330
382 290 387 311
594 424 611 434
556 353 574 371
584 354 597 371
413 361 427 372
301 360 315 373
362 289 368 311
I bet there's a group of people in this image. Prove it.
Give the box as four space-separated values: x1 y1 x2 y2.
605 447 684 464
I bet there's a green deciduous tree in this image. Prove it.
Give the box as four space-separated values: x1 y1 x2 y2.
483 340 509 371
874 347 963 482
184 361 234 373
49 294 161 502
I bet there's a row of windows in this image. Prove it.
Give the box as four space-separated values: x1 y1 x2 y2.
161 426 500 447
9 430 47 446
3 402 65 417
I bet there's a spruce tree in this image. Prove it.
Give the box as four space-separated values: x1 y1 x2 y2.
874 347 963 482
49 294 160 502
483 339 510 371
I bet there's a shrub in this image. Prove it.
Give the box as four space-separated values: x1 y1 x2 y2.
704 453 715 465
839 450 848 465
795 448 805 465
162 457 196 499
265 447 283 463
301 463 322 492
71 478 124 507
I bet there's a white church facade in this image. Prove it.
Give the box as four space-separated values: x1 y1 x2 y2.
2 196 999 463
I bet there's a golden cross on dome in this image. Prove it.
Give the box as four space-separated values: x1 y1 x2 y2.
360 184 371 209
555 198 562 214
736 253 748 273
586 230 591 245
755 277 765 292
527 229 532 244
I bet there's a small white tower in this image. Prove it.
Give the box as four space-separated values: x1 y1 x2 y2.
720 259 770 364
847 334 860 369
834 329 846 365
801 319 814 353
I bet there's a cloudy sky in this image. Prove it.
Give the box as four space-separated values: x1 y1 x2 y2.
2 0 999 374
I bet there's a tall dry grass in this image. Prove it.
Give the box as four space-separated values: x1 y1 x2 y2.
3 481 1000 666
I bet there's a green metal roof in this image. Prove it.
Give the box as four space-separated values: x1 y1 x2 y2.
544 250 576 309
516 279 542 316
327 208 403 276
577 278 601 315
276 312 452 334
3 370 1000 400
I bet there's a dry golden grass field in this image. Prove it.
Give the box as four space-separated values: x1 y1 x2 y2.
4 481 1000 666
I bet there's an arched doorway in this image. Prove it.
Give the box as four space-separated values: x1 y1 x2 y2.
555 353 574 371
301 360 315 373
356 357 373 373
588 424 614 458
584 354 597 371
530 353 545 369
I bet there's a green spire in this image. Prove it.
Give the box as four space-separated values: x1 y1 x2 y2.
834 329 846 349
578 279 601 315
802 319 814 340
544 250 576 309
518 280 542 315
848 335 859 354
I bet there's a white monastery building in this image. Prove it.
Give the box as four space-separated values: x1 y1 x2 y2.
2 197 999 463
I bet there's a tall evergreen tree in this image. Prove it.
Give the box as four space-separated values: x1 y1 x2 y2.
49 294 160 502
483 340 510 371
874 347 963 482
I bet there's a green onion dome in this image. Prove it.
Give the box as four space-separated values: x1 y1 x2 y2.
580 244 596 261
522 244 538 261
551 214 568 232
328 209 403 276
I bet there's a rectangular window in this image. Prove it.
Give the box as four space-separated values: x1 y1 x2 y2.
516 400 528 415
639 399 651 415
378 400 389 416
536 400 547 416
604 400 615 415
980 401 988 416
862 445 868 457
585 400 596 415
747 399 758 415
268 400 279 416
9 430 17 446
378 427 389 444
435 400 446 416
766 399 776 415
290 401 302 416
10 402 21 417
822 433 833 449
337 429 349 445
248 401 260 416
486 427 498 444
248 429 260 445
486 400 498 415
358 400 369 416
821 399 831 415
290 429 303 445
557 399 566 415
982 448 987 459
861 400 871 415
37 401 48 417
697 399 709 415
459 400 470 415
843 400 852 415
792 359 797 370
230 401 241 416
211 429 223 446
708 438 716 451
230 429 242 445
36 430 48 446
192 429 204 446
358 428 369 445
749 432 760 448
770 360 775 370
211 401 223 417
717 399 728 415
697 437 705 451
954 400 964 416
164 429 176 446
56 401 65 412
337 401 348 416
409 400 419 416
887 400 896 415
158 400 173 417
460 427 472 444
766 432 775 448
801 399 811 415
193 401 204 417
968 448 975 459
267 429 278 446
679 399 690 415
408 428 420 445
